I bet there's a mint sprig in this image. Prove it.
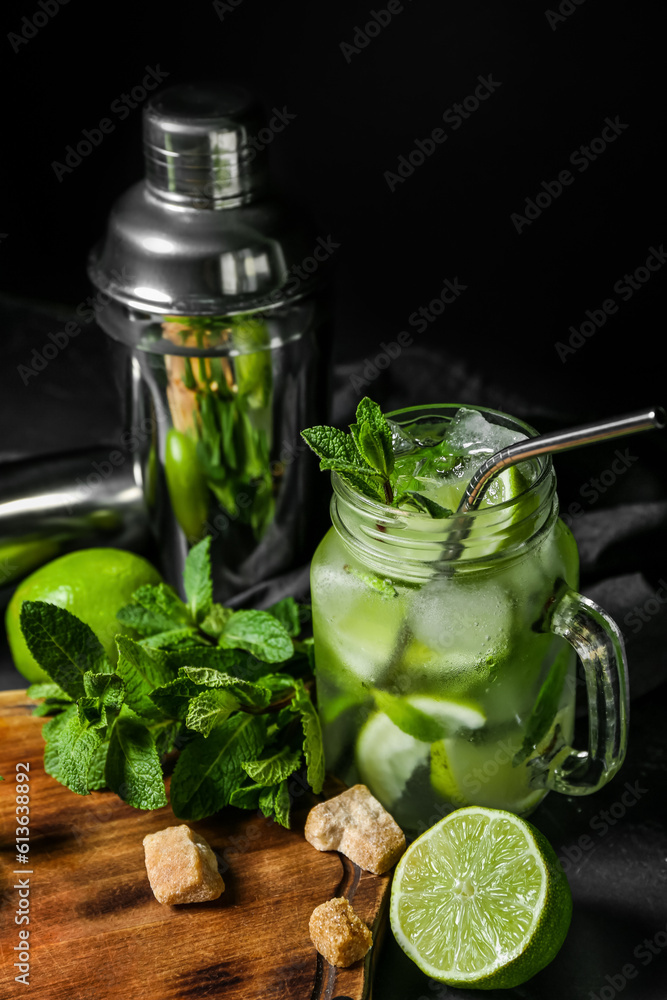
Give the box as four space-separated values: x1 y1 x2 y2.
302 396 454 511
21 538 321 827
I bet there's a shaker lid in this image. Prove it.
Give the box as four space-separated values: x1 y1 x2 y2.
88 82 327 316
142 82 268 205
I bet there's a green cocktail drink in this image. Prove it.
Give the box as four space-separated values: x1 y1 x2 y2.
307 403 628 833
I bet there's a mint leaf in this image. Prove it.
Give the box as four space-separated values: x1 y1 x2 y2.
199 603 233 640
121 583 192 633
241 746 302 785
115 635 173 719
43 704 77 782
27 682 70 700
28 681 73 718
219 610 294 663
87 738 110 790
300 425 362 467
140 627 205 650
351 397 394 479
151 667 269 721
185 689 241 736
257 780 292 828
274 779 291 828
402 491 453 518
514 646 571 766
374 688 446 743
170 714 266 820
83 671 125 713
105 714 167 810
54 710 104 796
19 601 109 699
183 537 213 623
344 563 397 599
267 597 302 637
230 783 263 809
289 680 324 794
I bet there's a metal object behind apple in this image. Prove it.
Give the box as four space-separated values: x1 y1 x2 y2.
87 82 331 603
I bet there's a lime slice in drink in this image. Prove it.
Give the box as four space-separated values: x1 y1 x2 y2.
356 711 430 811
390 806 572 989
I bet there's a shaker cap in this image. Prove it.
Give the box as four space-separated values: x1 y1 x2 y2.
143 82 268 205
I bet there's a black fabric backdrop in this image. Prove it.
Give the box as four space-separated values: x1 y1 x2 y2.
1 1 666 997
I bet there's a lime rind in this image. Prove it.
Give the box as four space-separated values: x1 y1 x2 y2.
390 806 572 989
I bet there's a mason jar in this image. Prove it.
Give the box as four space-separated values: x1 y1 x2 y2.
310 404 629 833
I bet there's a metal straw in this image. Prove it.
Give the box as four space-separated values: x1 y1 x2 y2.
439 406 666 563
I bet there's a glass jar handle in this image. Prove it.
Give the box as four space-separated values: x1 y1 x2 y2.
537 586 629 795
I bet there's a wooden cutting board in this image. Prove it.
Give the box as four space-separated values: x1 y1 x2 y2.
0 690 392 1000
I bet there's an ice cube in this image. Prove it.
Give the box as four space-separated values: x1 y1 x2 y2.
408 574 515 663
446 407 527 457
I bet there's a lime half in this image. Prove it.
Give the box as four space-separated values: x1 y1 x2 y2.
390 806 572 989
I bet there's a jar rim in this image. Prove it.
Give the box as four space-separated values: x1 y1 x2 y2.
334 402 553 521
330 403 557 577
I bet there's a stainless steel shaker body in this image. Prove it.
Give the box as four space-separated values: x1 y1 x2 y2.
88 83 331 602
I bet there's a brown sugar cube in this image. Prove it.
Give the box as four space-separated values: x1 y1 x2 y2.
309 897 373 967
304 783 406 874
143 824 224 905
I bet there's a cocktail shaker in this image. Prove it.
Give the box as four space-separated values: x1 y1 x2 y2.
88 82 331 602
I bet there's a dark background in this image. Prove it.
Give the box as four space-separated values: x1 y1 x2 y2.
1 2 666 998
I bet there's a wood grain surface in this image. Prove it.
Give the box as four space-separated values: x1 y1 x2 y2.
0 690 391 1000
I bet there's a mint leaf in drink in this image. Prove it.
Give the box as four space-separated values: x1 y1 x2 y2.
351 397 395 480
19 601 109 700
170 713 266 820
402 491 453 519
219 610 294 663
241 745 302 785
289 680 324 794
344 563 398 599
105 713 167 809
300 423 387 501
114 636 174 720
514 646 571 766
183 537 213 623
300 424 363 468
